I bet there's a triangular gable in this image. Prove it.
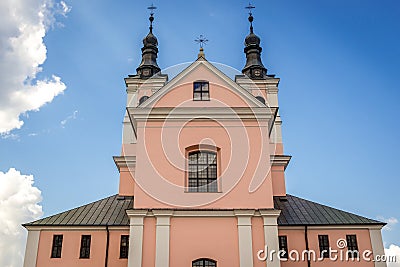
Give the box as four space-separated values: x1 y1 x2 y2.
140 59 265 108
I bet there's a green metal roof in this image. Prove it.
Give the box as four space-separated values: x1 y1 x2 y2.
24 194 383 227
274 194 383 226
24 195 133 226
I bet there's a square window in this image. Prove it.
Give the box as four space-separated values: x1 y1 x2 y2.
193 82 210 101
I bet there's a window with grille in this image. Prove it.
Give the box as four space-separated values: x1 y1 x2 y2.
188 151 217 192
193 81 210 101
318 235 330 259
346 235 359 258
278 236 288 259
79 235 91 259
120 235 129 259
192 258 216 267
51 235 63 258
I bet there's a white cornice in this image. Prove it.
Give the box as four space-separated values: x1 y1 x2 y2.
128 107 276 121
234 210 256 217
127 107 277 138
124 209 283 218
113 156 136 171
259 209 282 217
270 155 292 170
124 75 168 93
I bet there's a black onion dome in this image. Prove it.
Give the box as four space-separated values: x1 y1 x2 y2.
242 12 267 78
143 32 158 46
245 32 260 46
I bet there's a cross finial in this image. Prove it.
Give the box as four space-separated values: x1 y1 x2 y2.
245 2 255 16
195 35 208 60
245 3 255 33
148 3 157 16
195 35 209 49
147 4 157 33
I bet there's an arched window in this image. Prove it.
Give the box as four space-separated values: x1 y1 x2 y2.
192 258 217 267
255 96 266 104
139 95 149 105
188 151 217 192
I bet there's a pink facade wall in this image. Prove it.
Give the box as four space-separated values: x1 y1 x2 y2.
118 63 288 202
251 217 269 267
271 165 287 196
33 225 377 267
133 118 275 209
119 167 135 196
36 229 129 267
169 217 240 266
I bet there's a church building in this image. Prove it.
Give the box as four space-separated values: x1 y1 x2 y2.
23 5 387 267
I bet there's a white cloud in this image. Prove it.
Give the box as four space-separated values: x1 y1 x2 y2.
0 0 71 135
0 168 43 267
59 1 72 17
1 133 20 141
60 110 78 127
378 216 399 231
385 244 400 267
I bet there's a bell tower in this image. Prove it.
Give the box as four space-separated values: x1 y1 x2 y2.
136 4 161 79
242 3 267 79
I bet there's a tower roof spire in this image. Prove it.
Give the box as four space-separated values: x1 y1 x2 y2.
195 35 209 60
245 3 255 33
242 3 267 79
148 3 156 33
136 4 161 79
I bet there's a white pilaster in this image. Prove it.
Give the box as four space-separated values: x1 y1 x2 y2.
234 210 255 267
127 210 148 267
23 229 40 267
369 226 387 267
153 210 174 267
260 210 281 267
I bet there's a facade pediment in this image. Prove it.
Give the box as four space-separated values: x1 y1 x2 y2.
139 59 267 109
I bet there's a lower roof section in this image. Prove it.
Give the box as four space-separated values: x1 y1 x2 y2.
24 194 383 227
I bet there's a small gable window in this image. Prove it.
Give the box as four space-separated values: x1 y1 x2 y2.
192 258 216 267
193 81 210 101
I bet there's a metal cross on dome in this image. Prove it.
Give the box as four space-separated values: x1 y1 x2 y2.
148 3 157 16
245 2 255 15
195 35 209 49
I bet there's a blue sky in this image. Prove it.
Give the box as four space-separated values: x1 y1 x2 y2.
1 0 399 248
